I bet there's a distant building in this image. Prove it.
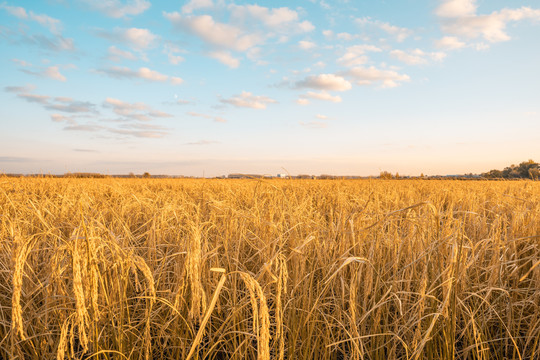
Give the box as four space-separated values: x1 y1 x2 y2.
276 174 289 178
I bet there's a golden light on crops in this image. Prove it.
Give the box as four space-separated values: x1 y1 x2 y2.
1 177 539 359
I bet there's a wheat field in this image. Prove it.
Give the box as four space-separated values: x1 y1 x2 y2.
0 177 539 360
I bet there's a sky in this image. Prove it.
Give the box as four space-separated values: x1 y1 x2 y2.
1 0 539 177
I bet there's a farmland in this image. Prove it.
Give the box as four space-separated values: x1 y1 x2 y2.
1 178 539 359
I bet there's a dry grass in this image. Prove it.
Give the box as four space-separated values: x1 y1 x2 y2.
0 177 539 359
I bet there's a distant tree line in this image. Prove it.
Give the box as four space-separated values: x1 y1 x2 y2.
379 171 401 179
64 172 108 178
482 160 539 180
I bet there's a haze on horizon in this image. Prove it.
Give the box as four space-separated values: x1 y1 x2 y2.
1 0 539 177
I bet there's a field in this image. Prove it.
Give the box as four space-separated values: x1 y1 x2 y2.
1 177 539 360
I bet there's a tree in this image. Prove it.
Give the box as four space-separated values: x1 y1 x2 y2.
379 171 393 179
483 169 503 179
142 172 151 178
517 160 539 178
482 160 538 179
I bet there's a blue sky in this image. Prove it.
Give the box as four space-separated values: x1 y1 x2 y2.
1 0 539 176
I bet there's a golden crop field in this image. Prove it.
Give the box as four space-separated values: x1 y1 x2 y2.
1 177 539 360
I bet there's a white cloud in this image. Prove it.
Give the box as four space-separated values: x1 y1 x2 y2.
322 30 333 39
46 100 96 113
107 127 168 138
317 0 330 9
13 89 169 139
187 112 227 123
220 91 277 109
104 98 145 116
430 52 447 62
228 4 315 32
17 91 97 114
390 49 427 65
299 21 316 33
122 28 157 49
316 114 329 120
170 77 184 85
165 5 313 57
474 42 489 51
20 65 67 81
246 47 268 65
390 49 446 65
101 27 158 50
230 4 297 27
50 113 78 125
25 34 75 52
344 66 410 88
97 66 178 84
163 44 186 65
296 74 352 92
436 1 540 44
182 0 214 14
435 36 466 50
4 84 36 93
436 0 477 18
54 96 73 103
81 0 151 18
299 91 342 103
107 46 137 62
277 35 289 43
43 66 66 81
104 98 172 120
64 124 104 133
30 12 62 34
188 111 212 119
1 4 62 34
62 120 170 139
299 40 316 50
168 53 185 64
336 32 355 41
356 17 413 42
17 93 50 104
138 67 168 81
378 23 413 42
51 114 67 122
148 110 173 118
338 44 382 67
209 51 240 68
1 3 27 18
12 59 32 67
165 13 262 52
1 5 76 53
168 98 192 105
55 97 74 103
